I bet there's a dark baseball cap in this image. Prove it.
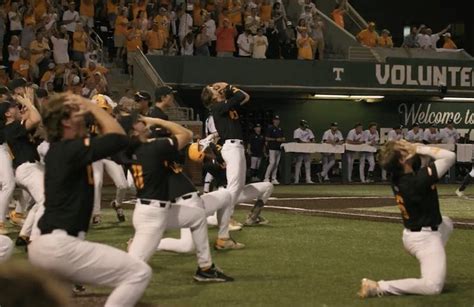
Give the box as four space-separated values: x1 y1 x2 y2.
300 119 309 127
0 101 18 121
412 122 419 127
8 78 28 91
155 86 177 100
447 119 454 124
0 86 10 95
273 115 280 120
254 123 261 128
134 90 152 101
395 125 404 129
331 122 338 127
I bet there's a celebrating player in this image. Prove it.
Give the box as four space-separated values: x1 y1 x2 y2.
29 94 151 306
358 140 455 298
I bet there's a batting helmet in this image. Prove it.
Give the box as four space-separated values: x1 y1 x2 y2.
92 94 115 114
188 143 205 162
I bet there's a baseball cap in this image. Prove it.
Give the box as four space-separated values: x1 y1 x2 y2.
8 78 27 91
0 86 10 95
134 90 152 101
395 125 404 129
331 122 338 127
300 119 309 127
254 123 261 128
447 119 454 124
273 115 280 120
443 33 451 38
412 122 419 127
155 86 177 100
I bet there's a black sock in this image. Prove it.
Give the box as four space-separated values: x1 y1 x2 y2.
459 174 472 192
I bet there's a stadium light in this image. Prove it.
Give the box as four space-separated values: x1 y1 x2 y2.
313 94 384 100
442 97 474 102
313 94 350 99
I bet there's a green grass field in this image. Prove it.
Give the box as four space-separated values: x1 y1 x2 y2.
6 185 474 306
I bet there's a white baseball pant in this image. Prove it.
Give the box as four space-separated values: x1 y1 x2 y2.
378 216 453 295
250 157 262 170
221 140 246 208
128 199 212 268
264 149 281 181
0 235 13 263
15 162 45 239
93 159 128 215
0 144 15 223
469 165 474 177
359 152 375 182
203 172 214 193
294 153 311 183
321 153 336 180
346 152 362 182
157 182 273 253
29 230 151 307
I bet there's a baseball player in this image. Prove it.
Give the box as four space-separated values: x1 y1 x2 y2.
406 123 424 142
201 82 250 230
382 125 405 181
439 120 459 144
346 123 365 183
2 89 44 244
456 166 474 198
359 140 455 298
29 94 152 307
90 95 127 224
293 120 315 184
318 122 344 182
360 122 379 183
148 86 176 138
203 114 217 193
0 235 13 263
0 88 16 235
264 115 285 184
126 115 234 281
248 123 266 182
134 90 153 116
423 125 441 144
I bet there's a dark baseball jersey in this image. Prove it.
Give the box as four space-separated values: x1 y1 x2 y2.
129 137 178 200
38 134 129 236
249 133 265 157
210 91 246 143
265 125 284 150
391 161 442 229
203 143 227 188
165 143 197 201
3 120 40 168
148 106 170 138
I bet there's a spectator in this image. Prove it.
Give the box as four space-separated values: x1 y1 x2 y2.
146 21 165 55
12 50 30 80
377 29 393 48
177 5 193 44
34 0 48 22
126 21 144 73
293 120 315 184
260 0 272 25
248 123 266 182
106 0 119 29
62 2 80 38
318 122 343 182
114 8 129 61
218 7 231 28
299 5 314 31
229 0 243 32
272 2 288 45
216 18 237 57
331 0 347 29
192 1 204 27
81 76 98 98
50 30 70 66
245 6 261 35
297 29 314 60
132 0 148 20
296 18 308 40
439 120 460 144
311 15 325 60
265 20 281 59
30 31 51 80
136 10 149 34
237 29 254 57
298 0 317 15
442 33 457 49
8 2 23 37
82 61 108 78
264 115 285 184
181 32 195 56
72 23 88 67
20 19 36 50
195 25 211 56
23 6 36 28
426 25 451 49
154 7 171 43
418 26 431 49
0 66 10 86
93 72 108 94
8 35 22 70
402 26 420 48
423 125 440 144
356 22 378 47
203 11 217 56
80 0 95 29
40 63 56 89
252 27 268 59
405 123 424 142
43 5 58 32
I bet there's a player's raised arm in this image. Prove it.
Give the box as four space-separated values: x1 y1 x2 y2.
14 91 41 131
141 116 193 150
415 145 456 179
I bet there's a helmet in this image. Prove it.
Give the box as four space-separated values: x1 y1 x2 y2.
92 94 115 114
188 143 205 162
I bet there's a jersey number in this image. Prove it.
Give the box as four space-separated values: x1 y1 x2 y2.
164 161 183 174
395 194 410 220
229 110 239 120
132 164 144 189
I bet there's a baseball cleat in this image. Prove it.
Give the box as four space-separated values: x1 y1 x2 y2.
455 189 465 198
8 211 25 226
316 173 323 183
358 278 382 298
15 235 29 247
92 214 102 225
263 178 270 182
229 218 243 231
271 179 280 185
193 264 234 282
244 216 259 226
214 238 245 250
0 223 9 235
111 200 126 222
306 180 315 184
256 215 269 225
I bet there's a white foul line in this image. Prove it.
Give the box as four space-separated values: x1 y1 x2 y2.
268 196 392 200
237 203 474 227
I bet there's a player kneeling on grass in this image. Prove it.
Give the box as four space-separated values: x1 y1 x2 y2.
126 116 233 282
29 94 152 307
358 140 455 298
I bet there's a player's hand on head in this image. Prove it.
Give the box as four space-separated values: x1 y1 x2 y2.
64 95 94 117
